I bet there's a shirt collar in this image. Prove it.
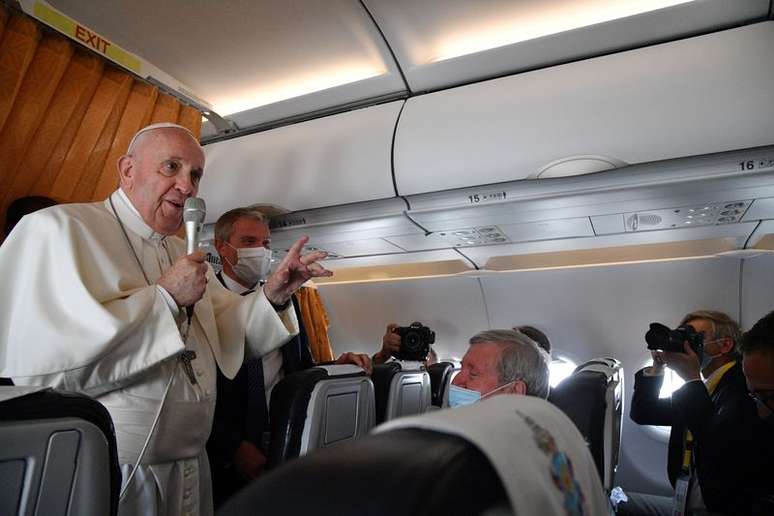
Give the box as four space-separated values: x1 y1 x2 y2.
221 270 252 294
107 189 167 243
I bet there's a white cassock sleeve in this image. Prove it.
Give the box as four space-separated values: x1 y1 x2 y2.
205 275 299 379
0 208 187 396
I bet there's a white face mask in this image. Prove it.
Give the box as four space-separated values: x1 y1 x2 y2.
700 338 724 370
224 243 272 286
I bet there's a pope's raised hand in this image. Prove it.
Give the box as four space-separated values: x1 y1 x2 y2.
263 236 333 306
158 250 208 308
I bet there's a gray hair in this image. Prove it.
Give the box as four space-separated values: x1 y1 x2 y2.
469 329 550 399
680 310 742 359
214 207 270 243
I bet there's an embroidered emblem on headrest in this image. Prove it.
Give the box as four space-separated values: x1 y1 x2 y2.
517 411 585 516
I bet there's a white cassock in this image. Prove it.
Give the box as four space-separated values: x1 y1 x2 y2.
0 190 299 516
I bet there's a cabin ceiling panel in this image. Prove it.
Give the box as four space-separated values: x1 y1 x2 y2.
47 0 405 124
362 0 768 92
394 22 774 195
198 101 403 221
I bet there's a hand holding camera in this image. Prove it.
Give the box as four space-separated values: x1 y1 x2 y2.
392 322 435 361
645 322 703 381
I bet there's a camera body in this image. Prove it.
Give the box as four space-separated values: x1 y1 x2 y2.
393 322 435 361
645 322 704 355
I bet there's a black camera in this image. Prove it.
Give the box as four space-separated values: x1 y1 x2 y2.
393 322 435 361
645 322 704 354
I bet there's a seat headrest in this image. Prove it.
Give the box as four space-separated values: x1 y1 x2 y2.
218 427 507 516
0 388 120 516
268 367 367 467
428 362 455 407
371 362 402 424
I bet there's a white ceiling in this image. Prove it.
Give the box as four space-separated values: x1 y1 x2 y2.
41 0 769 134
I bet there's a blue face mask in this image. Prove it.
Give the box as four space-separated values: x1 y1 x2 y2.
448 381 517 408
448 385 481 407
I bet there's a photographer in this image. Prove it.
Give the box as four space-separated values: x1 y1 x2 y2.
619 310 765 515
374 323 437 365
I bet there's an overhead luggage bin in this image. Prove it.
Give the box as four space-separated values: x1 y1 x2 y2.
363 0 768 93
200 101 404 222
40 0 406 136
394 22 774 195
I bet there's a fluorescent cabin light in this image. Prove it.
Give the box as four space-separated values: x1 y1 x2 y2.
213 65 387 116
431 0 695 62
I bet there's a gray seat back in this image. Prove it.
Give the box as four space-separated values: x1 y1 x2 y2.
548 357 624 491
0 387 118 516
268 365 374 468
372 362 432 423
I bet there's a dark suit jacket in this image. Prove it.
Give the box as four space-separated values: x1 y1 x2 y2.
206 273 314 506
630 362 774 514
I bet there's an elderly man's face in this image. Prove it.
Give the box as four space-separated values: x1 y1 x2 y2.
452 342 503 394
743 351 774 420
119 128 205 235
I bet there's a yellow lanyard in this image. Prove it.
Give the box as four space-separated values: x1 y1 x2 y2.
682 361 736 471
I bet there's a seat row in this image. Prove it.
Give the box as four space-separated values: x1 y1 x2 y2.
0 358 623 515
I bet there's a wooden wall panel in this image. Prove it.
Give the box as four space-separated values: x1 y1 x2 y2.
0 8 202 235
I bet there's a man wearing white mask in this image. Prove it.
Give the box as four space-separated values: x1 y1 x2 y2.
207 207 370 508
449 329 550 408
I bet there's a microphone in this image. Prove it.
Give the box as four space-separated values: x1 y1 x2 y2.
183 197 206 320
184 197 206 254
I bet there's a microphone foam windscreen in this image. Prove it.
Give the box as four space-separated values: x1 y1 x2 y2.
183 197 206 224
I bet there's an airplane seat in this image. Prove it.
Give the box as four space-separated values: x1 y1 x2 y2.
267 364 374 468
547 357 624 492
218 427 508 516
371 361 432 424
428 361 456 407
0 387 120 516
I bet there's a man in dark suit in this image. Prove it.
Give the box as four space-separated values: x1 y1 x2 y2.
619 310 772 515
206 207 370 508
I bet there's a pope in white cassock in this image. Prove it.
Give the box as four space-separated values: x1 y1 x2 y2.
0 123 332 516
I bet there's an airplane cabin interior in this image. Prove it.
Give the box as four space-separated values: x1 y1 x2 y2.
1 1 773 515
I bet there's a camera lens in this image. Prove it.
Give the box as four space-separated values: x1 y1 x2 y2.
405 332 420 351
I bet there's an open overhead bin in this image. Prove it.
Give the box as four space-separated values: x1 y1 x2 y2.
199 101 404 223
393 21 774 195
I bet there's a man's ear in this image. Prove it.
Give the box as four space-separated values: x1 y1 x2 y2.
510 380 528 395
117 155 134 189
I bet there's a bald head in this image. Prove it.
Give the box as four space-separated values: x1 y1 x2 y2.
118 124 205 235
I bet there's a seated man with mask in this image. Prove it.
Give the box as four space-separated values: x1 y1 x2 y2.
449 329 550 407
206 207 370 507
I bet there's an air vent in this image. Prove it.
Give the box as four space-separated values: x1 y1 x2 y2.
625 200 752 232
435 226 510 247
